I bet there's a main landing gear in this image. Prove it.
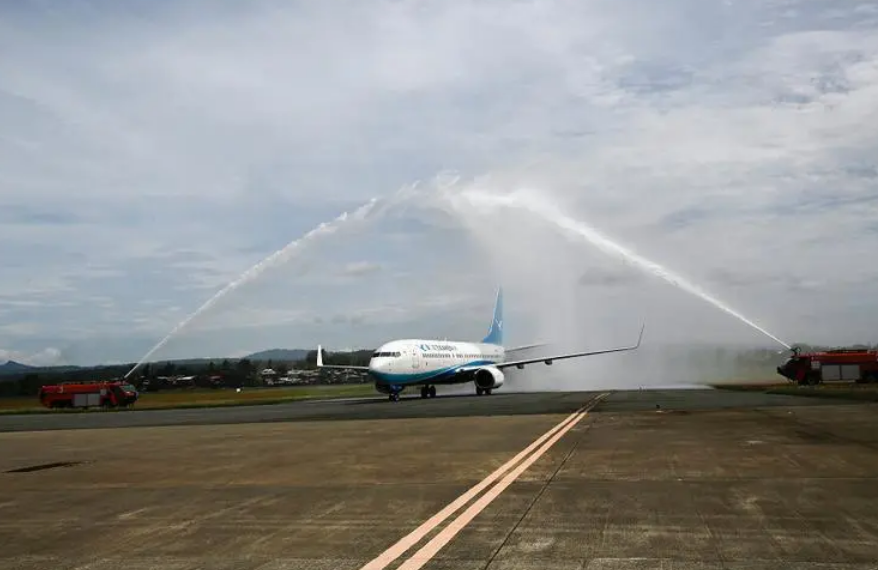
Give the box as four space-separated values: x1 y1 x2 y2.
475 386 493 396
386 385 436 402
420 385 437 399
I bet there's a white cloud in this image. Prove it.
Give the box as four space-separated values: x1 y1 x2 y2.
342 261 383 278
0 0 876 368
0 346 62 367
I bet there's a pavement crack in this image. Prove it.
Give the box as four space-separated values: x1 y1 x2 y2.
480 413 594 570
689 483 729 568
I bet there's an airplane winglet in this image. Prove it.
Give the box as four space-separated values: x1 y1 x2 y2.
636 323 645 349
313 345 370 372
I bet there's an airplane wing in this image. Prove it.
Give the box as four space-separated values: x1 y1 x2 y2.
505 342 549 354
316 345 370 371
496 325 644 371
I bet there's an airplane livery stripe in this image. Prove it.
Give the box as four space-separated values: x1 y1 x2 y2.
371 360 495 385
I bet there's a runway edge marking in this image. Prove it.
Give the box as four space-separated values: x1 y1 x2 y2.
359 392 608 570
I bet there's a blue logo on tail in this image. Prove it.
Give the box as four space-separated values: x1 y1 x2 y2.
481 287 504 345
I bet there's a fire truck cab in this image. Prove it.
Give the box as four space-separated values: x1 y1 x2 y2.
777 347 878 386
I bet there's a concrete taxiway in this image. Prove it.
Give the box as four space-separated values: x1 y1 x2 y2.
2 389 878 569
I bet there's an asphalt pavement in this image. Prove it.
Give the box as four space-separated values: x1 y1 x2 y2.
2 388 877 569
0 387 855 433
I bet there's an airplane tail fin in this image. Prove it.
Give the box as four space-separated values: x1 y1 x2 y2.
481 287 504 345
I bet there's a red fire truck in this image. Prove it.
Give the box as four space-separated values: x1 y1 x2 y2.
38 380 139 409
777 347 878 385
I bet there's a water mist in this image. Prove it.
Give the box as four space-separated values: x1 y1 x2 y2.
442 186 791 350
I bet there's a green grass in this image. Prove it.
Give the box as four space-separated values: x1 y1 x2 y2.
713 382 878 402
0 384 377 415
0 396 44 413
709 382 789 392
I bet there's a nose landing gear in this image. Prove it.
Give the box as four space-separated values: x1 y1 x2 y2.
384 385 403 402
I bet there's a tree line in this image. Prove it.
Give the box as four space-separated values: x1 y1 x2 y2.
0 348 373 398
5 343 876 398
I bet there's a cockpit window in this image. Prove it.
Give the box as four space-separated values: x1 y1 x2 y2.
372 352 401 358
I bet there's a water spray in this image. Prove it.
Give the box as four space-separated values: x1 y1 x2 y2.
126 175 790 380
124 197 384 379
446 188 791 350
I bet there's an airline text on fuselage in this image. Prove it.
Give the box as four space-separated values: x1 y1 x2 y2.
419 344 457 352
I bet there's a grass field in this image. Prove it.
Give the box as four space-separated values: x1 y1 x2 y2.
0 384 378 415
714 381 878 402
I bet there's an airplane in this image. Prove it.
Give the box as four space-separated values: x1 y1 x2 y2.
317 288 644 401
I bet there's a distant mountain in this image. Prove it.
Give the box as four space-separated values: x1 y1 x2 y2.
152 357 227 367
243 349 311 362
0 348 354 377
0 360 34 376
0 361 84 379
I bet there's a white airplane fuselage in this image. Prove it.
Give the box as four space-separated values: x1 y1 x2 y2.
368 339 505 393
317 287 643 401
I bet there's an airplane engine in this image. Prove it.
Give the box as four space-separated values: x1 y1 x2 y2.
474 367 505 390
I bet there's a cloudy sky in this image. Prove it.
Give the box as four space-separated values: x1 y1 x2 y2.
1 0 877 368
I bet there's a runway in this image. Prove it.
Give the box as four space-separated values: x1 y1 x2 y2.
2 388 878 569
0 386 855 433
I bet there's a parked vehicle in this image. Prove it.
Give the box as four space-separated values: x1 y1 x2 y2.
777 347 878 385
38 380 139 409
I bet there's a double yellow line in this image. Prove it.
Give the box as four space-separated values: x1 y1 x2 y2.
360 392 608 570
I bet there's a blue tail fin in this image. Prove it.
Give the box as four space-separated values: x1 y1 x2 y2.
481 287 504 345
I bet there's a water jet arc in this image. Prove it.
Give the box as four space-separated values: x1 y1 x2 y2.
124 198 382 379
454 190 791 350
